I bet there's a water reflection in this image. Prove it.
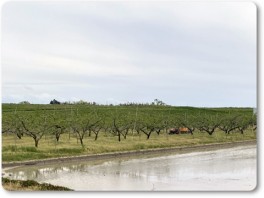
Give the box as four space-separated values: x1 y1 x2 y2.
5 145 256 191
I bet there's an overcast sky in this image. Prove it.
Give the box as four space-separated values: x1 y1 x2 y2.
1 1 256 107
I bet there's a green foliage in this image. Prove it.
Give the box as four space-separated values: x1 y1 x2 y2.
2 104 256 148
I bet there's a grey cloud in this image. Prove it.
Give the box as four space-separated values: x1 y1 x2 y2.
1 1 256 107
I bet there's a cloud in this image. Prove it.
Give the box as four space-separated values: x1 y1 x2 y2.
1 1 256 107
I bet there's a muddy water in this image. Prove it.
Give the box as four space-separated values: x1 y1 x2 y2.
5 145 256 191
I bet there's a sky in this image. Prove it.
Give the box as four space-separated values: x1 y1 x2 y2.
1 1 256 107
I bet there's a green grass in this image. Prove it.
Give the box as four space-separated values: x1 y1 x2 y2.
2 129 256 162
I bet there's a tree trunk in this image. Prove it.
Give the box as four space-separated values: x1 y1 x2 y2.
121 130 129 139
147 133 151 139
118 133 121 142
79 138 84 147
94 133 98 141
140 128 153 140
187 128 194 135
56 134 60 142
237 127 245 134
34 138 39 147
94 130 100 141
16 133 22 139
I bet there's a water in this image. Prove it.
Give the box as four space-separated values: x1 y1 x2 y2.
4 145 257 191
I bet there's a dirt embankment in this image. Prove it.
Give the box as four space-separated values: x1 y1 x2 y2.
2 177 72 191
2 140 256 169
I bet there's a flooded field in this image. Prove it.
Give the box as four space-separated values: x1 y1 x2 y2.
4 145 256 191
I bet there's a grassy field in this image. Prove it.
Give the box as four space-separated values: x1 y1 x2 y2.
2 129 256 162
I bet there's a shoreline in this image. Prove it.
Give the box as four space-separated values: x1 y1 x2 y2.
2 140 256 169
2 177 73 191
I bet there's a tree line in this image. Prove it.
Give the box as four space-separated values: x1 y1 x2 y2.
2 107 257 148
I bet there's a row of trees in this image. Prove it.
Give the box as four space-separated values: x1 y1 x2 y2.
17 99 167 106
2 109 257 148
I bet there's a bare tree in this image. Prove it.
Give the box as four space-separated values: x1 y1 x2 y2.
179 114 198 135
71 115 90 147
135 115 161 140
109 112 133 142
20 113 49 147
2 113 24 139
197 115 219 135
70 110 102 146
218 115 239 134
236 115 254 134
49 112 68 142
89 119 104 141
136 124 156 140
